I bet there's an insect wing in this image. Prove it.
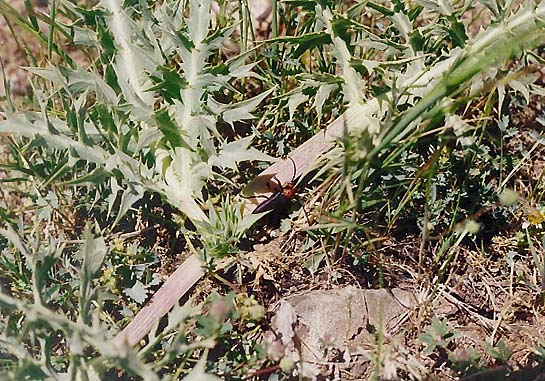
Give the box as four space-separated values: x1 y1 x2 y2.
252 192 290 214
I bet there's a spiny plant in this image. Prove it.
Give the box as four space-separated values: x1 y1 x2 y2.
1 0 273 229
0 0 273 378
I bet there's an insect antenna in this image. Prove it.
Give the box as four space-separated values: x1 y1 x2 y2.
287 156 297 184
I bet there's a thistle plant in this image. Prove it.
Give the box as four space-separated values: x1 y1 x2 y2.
1 0 272 229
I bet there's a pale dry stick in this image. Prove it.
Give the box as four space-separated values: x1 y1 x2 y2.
112 111 352 348
499 138 544 189
112 254 204 348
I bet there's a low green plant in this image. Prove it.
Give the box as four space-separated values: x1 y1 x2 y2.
482 339 512 364
420 316 460 356
534 341 545 360
449 346 481 375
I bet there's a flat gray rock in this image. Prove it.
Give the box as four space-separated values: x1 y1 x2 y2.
270 286 416 379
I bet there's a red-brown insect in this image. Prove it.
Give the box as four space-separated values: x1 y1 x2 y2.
251 157 298 214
